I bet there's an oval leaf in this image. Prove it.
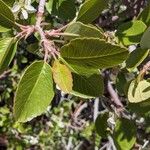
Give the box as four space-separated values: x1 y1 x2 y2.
77 0 108 23
113 118 136 150
60 57 99 75
65 22 104 40
61 38 129 69
116 20 147 46
0 25 10 32
128 98 150 115
140 26 150 49
0 38 18 74
128 80 150 103
57 0 76 20
95 112 109 138
126 48 149 71
116 72 127 95
137 2 150 26
52 60 73 93
0 0 15 28
14 61 54 122
71 72 104 98
50 0 76 21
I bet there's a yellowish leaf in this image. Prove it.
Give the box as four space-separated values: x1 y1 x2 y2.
52 60 73 93
128 80 150 103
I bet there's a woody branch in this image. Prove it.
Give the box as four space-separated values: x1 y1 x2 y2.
17 0 59 61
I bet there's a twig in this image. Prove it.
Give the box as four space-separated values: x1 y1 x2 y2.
35 0 49 61
99 143 109 150
55 24 69 33
141 140 149 149
108 136 117 150
35 0 59 61
74 142 83 150
66 135 73 150
71 101 83 117
73 102 88 123
93 98 99 121
15 0 65 61
107 80 123 108
67 124 84 131
45 20 75 38
138 61 150 80
0 70 11 79
45 24 70 38
36 0 46 26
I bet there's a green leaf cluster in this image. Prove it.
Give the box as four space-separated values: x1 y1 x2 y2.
0 0 149 130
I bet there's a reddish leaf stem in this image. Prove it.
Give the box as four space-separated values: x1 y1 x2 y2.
35 0 60 61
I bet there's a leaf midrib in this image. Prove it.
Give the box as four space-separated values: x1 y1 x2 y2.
0 38 13 68
63 50 127 60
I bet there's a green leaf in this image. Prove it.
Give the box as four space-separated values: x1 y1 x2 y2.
128 98 150 115
60 56 99 75
116 72 127 95
77 0 108 24
51 0 59 15
140 26 150 49
64 22 104 40
126 48 149 71
2 0 15 6
61 38 129 69
0 0 15 28
71 72 104 98
128 80 150 103
46 0 53 14
52 60 73 93
57 0 76 20
14 61 54 122
113 118 136 150
0 38 18 74
116 20 147 45
51 0 76 21
95 112 109 138
81 123 95 139
0 25 10 32
137 2 150 26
